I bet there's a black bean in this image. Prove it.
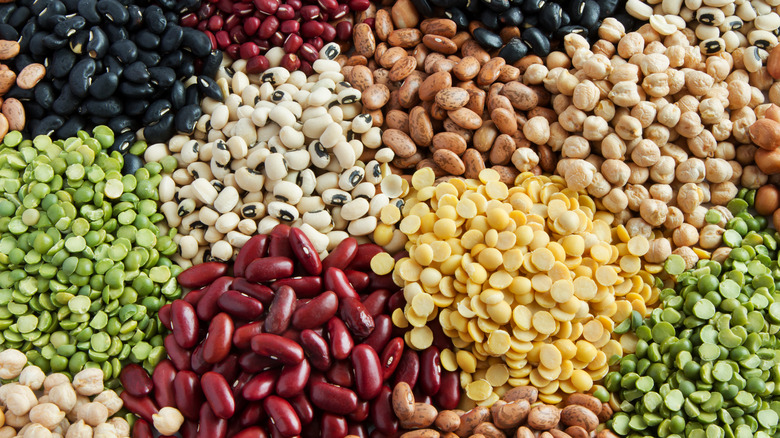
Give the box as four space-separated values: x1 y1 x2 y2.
579 1 600 29
144 5 167 34
174 104 200 134
524 13 539 27
185 83 199 106
52 78 67 92
175 0 199 14
484 0 511 12
143 112 175 144
67 28 88 55
0 23 18 41
0 4 16 24
201 50 222 78
498 37 529 63
176 54 195 78
539 2 562 32
164 11 180 23
97 0 129 25
89 72 119 100
84 97 122 117
109 130 135 154
445 8 469 29
52 86 81 115
38 1 66 29
157 0 177 10
136 49 161 67
480 9 500 29
53 15 85 38
124 99 149 116
35 83 56 109
49 49 76 78
169 80 186 110
13 54 34 72
566 0 586 22
196 75 224 101
466 0 481 14
410 0 434 16
43 33 69 50
520 0 544 14
8 6 30 28
134 29 160 50
160 25 183 52
473 27 503 50
123 61 150 83
25 103 45 120
69 59 97 99
499 7 523 27
149 66 176 88
122 153 144 174
595 0 618 17
126 4 144 29
560 10 571 26
55 114 86 138
29 32 50 60
143 99 172 124
78 0 101 24
107 40 136 65
181 27 211 57
108 116 135 134
104 23 129 43
61 0 80 13
4 87 33 100
522 27 550 56
160 50 183 70
31 115 65 136
86 27 109 58
554 24 587 39
103 56 124 77
613 10 635 30
119 81 155 97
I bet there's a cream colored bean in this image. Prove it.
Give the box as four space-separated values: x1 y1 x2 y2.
0 350 27 380
152 407 184 436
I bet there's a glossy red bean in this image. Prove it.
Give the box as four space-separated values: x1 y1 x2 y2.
242 369 279 401
240 41 260 59
322 413 348 437
234 234 269 277
251 333 304 364
324 268 359 300
158 304 172 330
299 43 319 63
393 350 419 388
200 402 228 438
182 288 205 307
283 33 303 54
164 334 192 371
253 0 279 14
348 423 368 438
291 291 337 330
247 54 271 73
203 313 235 364
178 262 228 288
152 360 177 408
181 13 198 27
436 370 461 410
202 372 236 419
348 399 370 422
234 427 269 438
330 4 349 19
362 315 391 353
239 351 279 373
181 421 197 438
233 321 264 350
212 354 239 384
271 276 321 298
230 26 248 44
264 396 302 437
349 0 370 9
336 21 353 41
344 270 370 292
218 290 264 320
309 381 358 415
289 228 322 275
119 363 154 398
369 386 398 435
233 2 254 15
420 347 442 396
216 30 231 48
132 419 153 438
369 271 397 291
280 19 299 33
299 5 321 20
238 402 267 427
243 16 261 35
280 53 301 71
339 297 375 338
348 244 382 271
174 371 204 420
287 393 315 425
191 344 212 375
276 359 311 398
171 300 199 349
327 317 354 360
197 276 234 321
120 392 159 423
264 284 296 334
300 329 331 371
257 15 280 40
232 278 274 305
308 35 325 50
208 15 223 31
380 337 404 380
245 257 294 283
361 290 392 318
226 43 241 58
388 291 405 312
268 224 294 258
351 344 383 401
325 359 354 387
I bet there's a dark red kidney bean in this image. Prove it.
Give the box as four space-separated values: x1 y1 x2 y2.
234 427 269 438
233 321 264 350
119 363 154 398
288 393 314 425
322 238 357 271
198 276 234 321
164 334 192 371
300 329 331 371
289 227 322 275
351 344 383 401
200 402 228 438
281 327 302 344
263 396 302 437
379 337 404 380
238 351 278 373
321 413 348 437
344 270 369 292
348 399 370 422
120 392 159 423
152 360 177 408
348 423 368 438
339 297 375 338
276 359 310 398
158 304 172 330
327 317 354 361
348 244 382 271
414 390 432 404
202 372 236 419
203 313 235 364
235 234 269 278
387 291 405 312
174 371 204 421
269 224 294 259
264 285 296 334
435 370 461 410
368 272 397 292
309 381 358 415
324 268 359 300
171 300 199 349
251 333 304 364
291 291 338 330
232 278 275 305
191 344 212 375
182 288 205 307
246 257 295 283
212 354 239 384
132 419 153 438
369 385 397 435
218 290 264 320
271 276 322 298
232 371 254 399
238 402 267 428
181 421 198 438
361 290 392 317
178 262 228 288
325 359 354 387
362 315 391 353
393 350 419 388
242 369 279 401
430 321 452 351
419 347 442 396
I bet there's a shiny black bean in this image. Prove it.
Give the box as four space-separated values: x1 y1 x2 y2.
142 99 172 124
86 26 109 58
134 29 160 50
159 50 183 69
579 0 600 29
108 116 135 134
560 10 571 26
61 0 80 13
119 81 155 97
55 114 86 138
499 7 523 26
523 13 539 28
181 27 211 56
196 75 224 101
554 24 587 39
136 49 161 67
144 5 167 34
52 86 80 115
566 0 586 22
160 25 183 52
103 23 129 43
18 21 36 53
473 27 503 50
38 0 66 29
29 32 50 58
4 87 33 100
143 112 175 144
44 33 68 50
201 50 223 78
78 0 100 23
124 99 149 116
0 23 18 41
539 2 562 31
523 27 551 56
520 0 544 13
176 0 199 13
169 80 186 110
123 61 150 83
149 66 176 88
31 115 65 136
13 54 34 72
123 154 144 175
108 40 137 64
410 0 434 17
97 0 129 25
174 104 201 134
109 131 135 154
185 84 199 106
483 0 510 12
49 49 76 78
158 0 177 10
176 55 195 78
126 4 144 29
595 0 619 16
53 15 85 38
8 6 30 28
89 72 119 100
164 11 179 22
69 58 97 98
498 37 529 63
67 28 89 55
445 8 469 29
0 4 16 24
35 83 56 110
480 10 499 29
84 97 122 117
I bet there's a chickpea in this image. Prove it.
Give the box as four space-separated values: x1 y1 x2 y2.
712 247 732 263
627 163 650 184
18 367 46 391
600 133 626 159
665 45 686 68
711 118 733 141
92 391 122 417
582 54 612 80
23 423 51 438
77 403 107 427
71 370 104 397
741 165 768 189
609 81 641 107
0 350 27 380
598 18 626 43
563 160 597 192
29 404 64 430
650 156 676 184
639 199 668 226
592 40 616 58
673 223 700 247
582 116 609 141
107 418 130 437
511 148 539 172
711 182 738 205
657 103 681 127
0 426 13 438
93 423 117 438
684 205 710 229
676 158 706 183
664 206 685 230
675 111 704 138
631 101 657 128
594 99 616 121
48 384 77 414
6 384 38 416
631 140 661 167
542 67 564 93
645 124 670 147
698 98 725 125
66 396 90 423
625 217 653 238
684 70 714 96
564 33 590 58
677 183 704 213
699 224 725 249
673 246 699 269
573 80 601 110
602 159 631 186
609 63 639 84
646 238 672 263
556 70 579 96
558 106 587 132
524 64 549 86
587 172 612 198
5 410 30 428
649 184 674 202
64 420 92 438
625 184 650 211
602 188 629 213
562 136 591 159
728 80 751 109
617 32 645 59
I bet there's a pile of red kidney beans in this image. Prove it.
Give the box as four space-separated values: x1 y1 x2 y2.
120 224 458 437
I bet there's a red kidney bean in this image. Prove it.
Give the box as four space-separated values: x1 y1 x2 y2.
181 421 198 438
321 413 348 437
348 399 370 422
268 224 294 259
351 344 383 401
289 228 322 275
251 333 304 364
368 272 397 292
327 317 354 361
233 371 255 398
300 329 331 371
234 427 269 438
243 369 279 401
119 363 154 398
325 359 354 388
198 276 234 321
239 351 279 373
246 257 295 283
178 262 228 288
348 423 368 438
174 371 204 421
132 418 153 438
324 268 359 300
393 350 419 388
379 338 404 380
152 360 177 409
238 402 267 427
322 238 357 271
233 321 265 350
419 347 442 396
202 372 236 419
200 402 228 438
276 359 311 398
348 244 382 271
369 386 398 435
218 290 265 320
263 396 302 437
232 278 275 305
234 234 269 278
344 270 370 292
436 370 461 410
191 344 212 374
120 392 159 423
292 291 338 330
212 354 239 384
164 334 192 371
272 276 322 298
339 297 375 338
288 393 315 425
361 315 391 353
203 313 235 364
158 304 172 330
171 300 199 349
182 288 205 307
309 381 358 415
264 285 296 334
387 291 406 312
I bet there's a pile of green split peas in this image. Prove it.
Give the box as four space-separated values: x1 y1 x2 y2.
0 128 182 388
608 191 780 438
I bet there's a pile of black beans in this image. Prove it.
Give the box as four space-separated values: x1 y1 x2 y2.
412 0 635 62
0 0 225 151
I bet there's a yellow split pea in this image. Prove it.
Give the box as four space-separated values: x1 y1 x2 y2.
383 168 659 404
